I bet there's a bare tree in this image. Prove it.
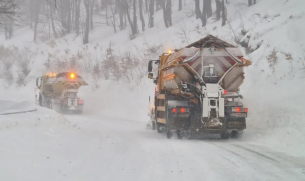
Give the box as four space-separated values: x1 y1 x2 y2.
205 0 212 18
33 0 41 41
75 0 81 35
117 0 125 31
139 0 145 31
201 0 206 27
221 0 226 26
83 0 91 44
162 0 171 28
195 0 200 19
126 0 138 37
1 0 16 39
0 0 16 23
178 0 182 11
248 0 252 7
215 0 221 21
148 0 154 28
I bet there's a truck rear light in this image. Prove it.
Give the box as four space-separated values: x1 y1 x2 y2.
232 107 248 113
172 107 188 113
223 90 227 94
78 100 84 104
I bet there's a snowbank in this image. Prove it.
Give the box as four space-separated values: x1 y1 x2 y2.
0 0 304 156
0 100 37 115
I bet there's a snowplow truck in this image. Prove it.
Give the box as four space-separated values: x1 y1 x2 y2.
148 35 252 139
35 72 88 114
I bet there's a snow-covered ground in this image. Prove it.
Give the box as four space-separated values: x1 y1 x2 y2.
1 0 305 180
1 106 305 181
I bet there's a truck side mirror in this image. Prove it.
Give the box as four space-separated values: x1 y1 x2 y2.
148 73 153 79
36 77 42 88
148 60 153 72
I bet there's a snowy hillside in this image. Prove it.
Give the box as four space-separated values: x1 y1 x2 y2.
0 0 305 180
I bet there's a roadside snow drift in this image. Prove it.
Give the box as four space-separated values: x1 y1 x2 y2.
0 100 37 115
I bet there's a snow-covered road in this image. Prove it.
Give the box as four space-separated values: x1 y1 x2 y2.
1 110 304 181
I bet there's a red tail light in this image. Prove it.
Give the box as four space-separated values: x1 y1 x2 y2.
78 100 84 104
172 108 177 113
236 107 240 112
223 90 227 94
180 108 185 113
245 108 248 112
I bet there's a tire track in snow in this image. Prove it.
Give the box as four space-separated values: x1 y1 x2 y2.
213 142 305 180
232 144 280 163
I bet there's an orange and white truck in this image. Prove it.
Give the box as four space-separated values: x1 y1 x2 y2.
35 72 88 114
148 35 252 139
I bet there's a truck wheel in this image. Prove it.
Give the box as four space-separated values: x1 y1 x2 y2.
39 95 42 106
166 128 173 139
156 123 162 133
176 130 183 139
230 130 242 139
47 101 52 109
151 120 156 130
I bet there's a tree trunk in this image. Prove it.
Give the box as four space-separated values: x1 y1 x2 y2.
201 0 206 27
67 0 72 34
139 0 145 31
110 3 117 33
106 1 109 25
144 0 148 13
179 0 182 11
162 0 171 28
4 25 8 40
119 10 124 30
195 0 201 19
90 0 95 30
148 0 155 28
133 0 138 34
156 0 162 11
33 0 40 41
221 0 226 26
117 0 124 30
167 0 172 26
248 0 252 7
205 0 212 18
254 0 256 4
83 0 90 44
50 4 58 38
126 1 137 36
75 0 81 35
71 0 75 31
215 0 221 21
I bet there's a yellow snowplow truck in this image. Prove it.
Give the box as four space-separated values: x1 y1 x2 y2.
35 72 88 114
148 35 252 139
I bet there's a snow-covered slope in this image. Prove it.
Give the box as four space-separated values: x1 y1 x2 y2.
0 0 305 161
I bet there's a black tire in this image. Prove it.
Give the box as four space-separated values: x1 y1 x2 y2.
39 95 42 106
230 130 242 139
156 123 162 133
176 130 183 139
47 100 52 109
151 120 156 130
166 128 173 139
